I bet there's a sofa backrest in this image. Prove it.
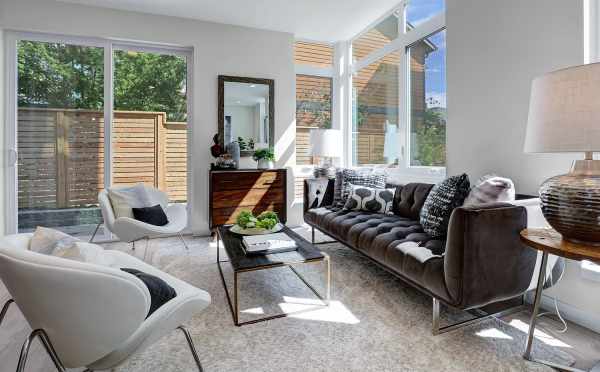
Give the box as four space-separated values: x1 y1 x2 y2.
389 183 434 220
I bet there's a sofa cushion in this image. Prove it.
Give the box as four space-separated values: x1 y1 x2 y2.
304 206 450 302
420 174 470 238
392 183 434 219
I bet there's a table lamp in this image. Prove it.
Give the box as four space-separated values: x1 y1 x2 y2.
524 62 600 244
309 128 342 168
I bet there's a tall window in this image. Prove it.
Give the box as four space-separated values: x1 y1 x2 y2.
294 41 334 166
351 0 446 170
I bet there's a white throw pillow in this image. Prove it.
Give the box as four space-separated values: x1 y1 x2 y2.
108 183 152 219
463 175 515 206
30 227 80 255
52 242 113 266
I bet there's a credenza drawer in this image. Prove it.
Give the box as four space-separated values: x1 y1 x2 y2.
212 188 284 209
212 171 284 191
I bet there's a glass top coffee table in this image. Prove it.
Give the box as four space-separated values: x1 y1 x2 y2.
216 225 331 326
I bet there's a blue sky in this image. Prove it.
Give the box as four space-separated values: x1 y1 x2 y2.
407 0 446 108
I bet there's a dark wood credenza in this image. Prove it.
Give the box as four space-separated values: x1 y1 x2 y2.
209 169 287 229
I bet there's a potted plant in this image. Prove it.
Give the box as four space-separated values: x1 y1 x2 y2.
253 148 275 169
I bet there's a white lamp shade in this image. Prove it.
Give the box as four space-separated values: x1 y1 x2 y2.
525 62 600 153
309 129 342 158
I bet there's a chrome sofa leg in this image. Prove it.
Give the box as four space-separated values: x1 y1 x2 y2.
0 299 14 327
17 329 66 372
311 226 315 244
89 223 102 243
432 297 525 336
178 326 203 372
178 233 190 251
432 298 441 335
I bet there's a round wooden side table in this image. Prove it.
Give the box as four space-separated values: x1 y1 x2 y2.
520 228 600 372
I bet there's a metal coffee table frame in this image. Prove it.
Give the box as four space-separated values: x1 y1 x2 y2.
216 227 331 326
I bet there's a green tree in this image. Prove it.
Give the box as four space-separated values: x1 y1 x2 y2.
17 41 187 121
412 108 446 166
114 50 187 121
18 41 104 109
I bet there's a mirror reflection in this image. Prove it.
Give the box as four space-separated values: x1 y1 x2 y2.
223 81 270 151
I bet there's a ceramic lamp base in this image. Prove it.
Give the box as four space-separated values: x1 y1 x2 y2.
540 155 600 245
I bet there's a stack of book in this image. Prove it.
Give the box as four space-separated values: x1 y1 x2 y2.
242 233 298 255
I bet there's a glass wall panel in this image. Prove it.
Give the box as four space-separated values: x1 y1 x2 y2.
352 52 401 166
113 50 188 203
406 0 445 29
295 74 332 165
352 12 401 62
408 30 446 166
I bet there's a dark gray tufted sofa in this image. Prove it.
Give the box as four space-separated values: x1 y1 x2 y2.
304 179 537 334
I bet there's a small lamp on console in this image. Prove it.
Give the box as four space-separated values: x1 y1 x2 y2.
309 129 342 177
525 62 600 244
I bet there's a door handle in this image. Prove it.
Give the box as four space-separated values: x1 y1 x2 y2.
7 149 17 166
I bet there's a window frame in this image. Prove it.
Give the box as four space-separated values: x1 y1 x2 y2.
349 0 446 175
4 30 194 236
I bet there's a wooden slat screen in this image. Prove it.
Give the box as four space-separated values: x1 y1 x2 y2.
17 108 188 210
294 41 333 67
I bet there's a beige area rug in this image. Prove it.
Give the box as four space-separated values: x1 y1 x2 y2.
101 230 574 372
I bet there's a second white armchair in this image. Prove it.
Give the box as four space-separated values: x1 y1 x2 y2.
92 185 189 249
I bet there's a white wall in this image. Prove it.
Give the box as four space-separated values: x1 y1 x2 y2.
0 27 4 238
0 0 296 235
447 0 600 331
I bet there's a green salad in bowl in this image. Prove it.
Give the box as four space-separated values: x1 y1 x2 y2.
232 211 282 234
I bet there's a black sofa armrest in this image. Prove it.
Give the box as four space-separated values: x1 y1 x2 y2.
443 202 536 310
303 178 335 214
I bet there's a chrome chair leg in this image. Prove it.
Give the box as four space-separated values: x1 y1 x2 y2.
178 326 203 372
1 299 14 327
89 223 102 243
17 329 66 372
311 226 315 244
178 233 190 251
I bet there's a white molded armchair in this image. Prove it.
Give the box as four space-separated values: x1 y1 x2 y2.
93 185 189 249
0 233 211 372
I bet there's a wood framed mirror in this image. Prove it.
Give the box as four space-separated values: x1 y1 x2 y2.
218 75 275 157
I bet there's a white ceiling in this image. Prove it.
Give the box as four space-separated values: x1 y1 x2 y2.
58 0 402 41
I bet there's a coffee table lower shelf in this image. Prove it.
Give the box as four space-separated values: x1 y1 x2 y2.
216 235 331 327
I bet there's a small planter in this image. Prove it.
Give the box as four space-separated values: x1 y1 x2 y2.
257 159 274 169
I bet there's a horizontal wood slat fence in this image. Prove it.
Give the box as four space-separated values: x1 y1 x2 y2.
18 108 187 211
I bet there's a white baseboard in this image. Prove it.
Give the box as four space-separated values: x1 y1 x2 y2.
526 292 600 334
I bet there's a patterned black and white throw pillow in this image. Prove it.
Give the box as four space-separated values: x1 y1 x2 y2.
338 169 386 206
344 184 396 214
306 178 330 209
420 173 470 238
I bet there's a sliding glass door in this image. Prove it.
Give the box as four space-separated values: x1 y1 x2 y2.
8 33 192 237
16 39 106 236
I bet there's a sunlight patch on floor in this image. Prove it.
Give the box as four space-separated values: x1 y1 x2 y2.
476 327 514 340
241 307 265 315
509 319 572 348
278 296 360 324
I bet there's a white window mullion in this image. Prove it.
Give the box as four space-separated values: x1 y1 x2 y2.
398 3 409 170
104 42 113 190
352 12 445 74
